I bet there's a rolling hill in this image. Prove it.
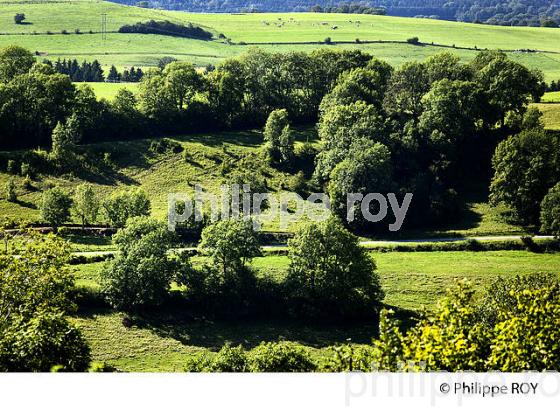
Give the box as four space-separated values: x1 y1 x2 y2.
1 0 560 78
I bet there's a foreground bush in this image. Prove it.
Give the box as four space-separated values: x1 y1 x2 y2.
331 274 560 372
0 310 90 372
185 342 316 373
0 232 91 371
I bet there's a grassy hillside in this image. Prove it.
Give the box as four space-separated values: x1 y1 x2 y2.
0 128 529 235
534 103 560 130
1 0 560 78
72 249 560 371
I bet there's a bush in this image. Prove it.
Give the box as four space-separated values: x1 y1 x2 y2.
406 36 420 44
6 159 16 174
41 187 72 228
149 138 182 154
488 286 560 371
101 217 177 311
0 233 89 371
102 189 151 228
185 342 316 372
248 342 316 372
0 310 91 372
5 179 16 202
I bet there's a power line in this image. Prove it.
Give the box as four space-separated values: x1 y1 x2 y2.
101 13 107 41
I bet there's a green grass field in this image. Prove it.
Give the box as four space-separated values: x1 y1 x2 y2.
542 91 560 103
534 103 560 130
1 0 560 78
72 249 560 371
84 81 138 100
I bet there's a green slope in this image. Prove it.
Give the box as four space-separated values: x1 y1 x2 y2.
1 0 560 78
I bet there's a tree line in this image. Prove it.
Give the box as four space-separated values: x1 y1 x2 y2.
118 20 213 40
49 58 104 82
2 44 557 233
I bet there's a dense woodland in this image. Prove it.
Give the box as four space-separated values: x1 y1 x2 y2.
117 0 560 26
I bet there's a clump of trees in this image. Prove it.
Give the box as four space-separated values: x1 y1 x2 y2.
315 50 544 230
0 233 91 371
118 20 213 40
286 217 383 318
50 58 104 82
106 65 144 82
101 217 177 310
263 109 294 166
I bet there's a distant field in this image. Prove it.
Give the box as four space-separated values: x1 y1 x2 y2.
83 81 138 100
542 91 560 103
0 0 560 78
533 103 560 130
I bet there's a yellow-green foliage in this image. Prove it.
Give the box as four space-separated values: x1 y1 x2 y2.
489 287 560 371
351 279 560 372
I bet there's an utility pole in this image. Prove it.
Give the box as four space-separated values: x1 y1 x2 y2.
101 13 107 41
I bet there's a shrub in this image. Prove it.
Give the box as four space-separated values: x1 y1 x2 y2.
5 179 16 202
0 309 91 372
488 286 560 371
102 189 151 228
20 162 31 177
406 36 420 44
248 342 316 372
100 217 176 310
22 175 32 190
149 138 182 154
41 187 72 228
6 159 16 174
320 343 378 372
0 233 89 371
477 273 559 329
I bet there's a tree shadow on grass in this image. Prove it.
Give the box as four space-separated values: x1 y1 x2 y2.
120 304 418 351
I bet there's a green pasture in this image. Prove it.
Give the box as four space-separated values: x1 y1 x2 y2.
84 81 138 100
71 249 560 371
534 103 560 130
0 0 559 78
